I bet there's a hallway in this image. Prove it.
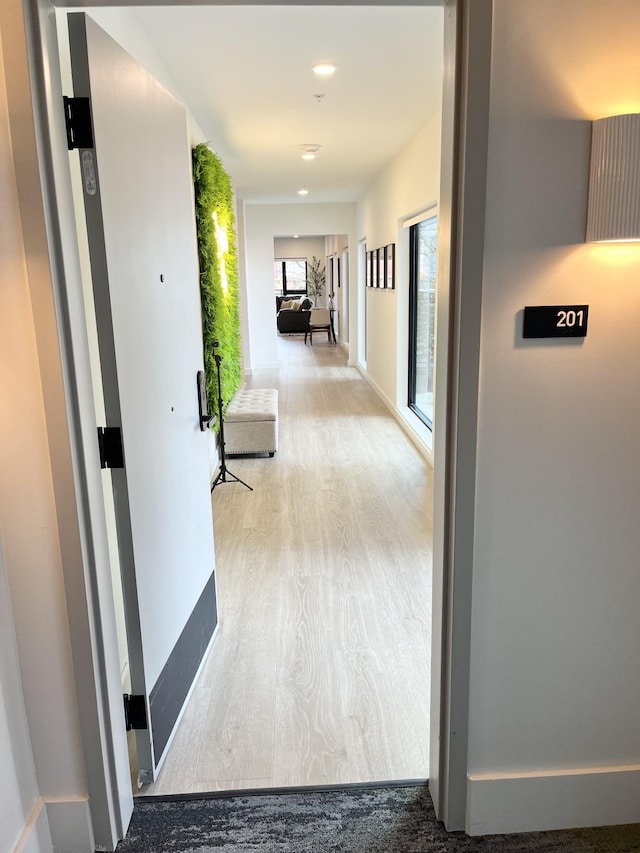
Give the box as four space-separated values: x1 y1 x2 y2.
142 337 432 795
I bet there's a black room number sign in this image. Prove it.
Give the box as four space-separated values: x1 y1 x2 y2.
523 305 589 338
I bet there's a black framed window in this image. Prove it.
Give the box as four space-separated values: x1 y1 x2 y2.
408 214 438 429
275 259 307 295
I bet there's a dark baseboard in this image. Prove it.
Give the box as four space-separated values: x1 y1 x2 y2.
149 571 217 764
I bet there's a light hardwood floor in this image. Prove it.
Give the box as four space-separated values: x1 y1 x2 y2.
141 336 433 795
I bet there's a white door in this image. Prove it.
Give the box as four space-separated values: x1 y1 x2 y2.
68 13 217 782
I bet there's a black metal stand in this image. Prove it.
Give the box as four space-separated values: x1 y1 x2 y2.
210 348 252 493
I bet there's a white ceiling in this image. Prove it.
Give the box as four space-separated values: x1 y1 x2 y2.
130 5 444 204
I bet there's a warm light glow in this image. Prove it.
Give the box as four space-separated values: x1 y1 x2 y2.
302 152 316 160
588 242 640 266
586 113 640 242
293 235 299 239
212 211 229 295
312 63 336 76
298 188 309 196
591 237 640 243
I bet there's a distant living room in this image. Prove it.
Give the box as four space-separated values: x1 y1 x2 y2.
274 235 344 341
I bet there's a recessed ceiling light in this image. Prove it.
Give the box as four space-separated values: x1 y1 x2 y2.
293 235 299 239
313 63 336 77
298 188 309 196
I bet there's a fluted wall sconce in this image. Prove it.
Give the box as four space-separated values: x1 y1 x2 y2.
586 113 640 242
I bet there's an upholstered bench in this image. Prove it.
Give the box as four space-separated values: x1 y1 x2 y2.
224 388 278 457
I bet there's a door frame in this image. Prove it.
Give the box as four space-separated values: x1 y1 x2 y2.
19 0 493 846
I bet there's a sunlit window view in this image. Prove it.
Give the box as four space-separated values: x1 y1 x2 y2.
408 214 438 429
274 259 307 295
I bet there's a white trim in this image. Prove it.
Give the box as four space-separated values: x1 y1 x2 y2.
357 364 433 465
402 202 439 229
22 0 133 847
45 799 93 852
396 406 433 462
121 660 130 691
429 0 493 830
396 203 439 433
14 800 53 853
467 766 640 835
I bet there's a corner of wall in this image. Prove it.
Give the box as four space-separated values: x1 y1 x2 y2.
14 800 53 853
46 799 94 852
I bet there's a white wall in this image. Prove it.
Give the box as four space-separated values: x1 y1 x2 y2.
242 203 357 369
356 113 442 456
56 8 206 146
0 534 52 853
275 235 325 268
466 0 640 834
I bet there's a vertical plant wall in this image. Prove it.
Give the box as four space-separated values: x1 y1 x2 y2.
192 143 241 422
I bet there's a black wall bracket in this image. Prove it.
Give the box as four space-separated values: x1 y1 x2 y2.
63 96 94 150
97 427 124 469
197 370 213 431
123 694 148 731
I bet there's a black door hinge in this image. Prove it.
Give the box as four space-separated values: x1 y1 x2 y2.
63 96 94 150
97 427 124 469
123 694 148 731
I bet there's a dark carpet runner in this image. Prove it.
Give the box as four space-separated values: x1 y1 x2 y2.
115 784 640 852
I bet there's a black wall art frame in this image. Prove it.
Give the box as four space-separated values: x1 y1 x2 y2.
367 245 396 289
385 243 395 289
378 247 385 289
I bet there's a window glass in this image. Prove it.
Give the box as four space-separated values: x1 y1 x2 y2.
275 259 307 295
408 215 437 429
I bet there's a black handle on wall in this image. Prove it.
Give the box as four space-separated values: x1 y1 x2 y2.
197 370 213 431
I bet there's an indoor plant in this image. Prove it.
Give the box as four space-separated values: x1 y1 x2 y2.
306 255 326 304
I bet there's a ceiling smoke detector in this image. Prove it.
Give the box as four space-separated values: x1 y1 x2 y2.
300 144 322 160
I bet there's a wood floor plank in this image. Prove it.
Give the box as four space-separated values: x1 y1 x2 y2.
143 686 211 795
137 336 432 796
273 575 350 787
194 619 277 783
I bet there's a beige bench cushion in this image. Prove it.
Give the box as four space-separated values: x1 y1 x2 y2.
225 389 278 423
225 389 278 455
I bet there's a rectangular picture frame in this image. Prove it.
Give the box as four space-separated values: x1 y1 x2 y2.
366 251 372 287
386 243 395 289
378 247 386 289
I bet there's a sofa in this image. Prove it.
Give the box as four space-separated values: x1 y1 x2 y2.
276 295 313 334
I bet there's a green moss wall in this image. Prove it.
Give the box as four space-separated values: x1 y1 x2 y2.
192 143 241 421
